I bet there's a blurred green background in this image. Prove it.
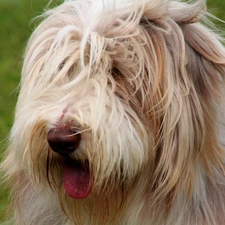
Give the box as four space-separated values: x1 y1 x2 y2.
0 0 224 222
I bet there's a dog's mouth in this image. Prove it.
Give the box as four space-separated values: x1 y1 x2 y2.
47 125 92 199
63 158 92 199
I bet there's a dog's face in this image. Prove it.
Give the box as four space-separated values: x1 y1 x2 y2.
13 0 156 200
8 0 225 207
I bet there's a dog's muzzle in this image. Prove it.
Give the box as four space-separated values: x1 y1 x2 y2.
47 124 92 199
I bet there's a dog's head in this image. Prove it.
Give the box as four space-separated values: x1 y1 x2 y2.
6 0 225 204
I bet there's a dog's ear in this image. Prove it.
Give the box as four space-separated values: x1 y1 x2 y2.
140 11 225 198
180 22 225 161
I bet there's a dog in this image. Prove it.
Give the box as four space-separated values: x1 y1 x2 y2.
2 0 225 224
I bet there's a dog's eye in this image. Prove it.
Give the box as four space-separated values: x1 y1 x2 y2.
111 67 122 81
58 60 75 77
58 61 65 71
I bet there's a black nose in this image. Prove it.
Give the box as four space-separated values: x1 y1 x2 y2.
47 125 81 155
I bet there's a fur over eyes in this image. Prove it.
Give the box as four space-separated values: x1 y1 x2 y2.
2 0 225 224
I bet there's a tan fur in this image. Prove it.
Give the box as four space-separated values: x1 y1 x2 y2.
2 0 225 224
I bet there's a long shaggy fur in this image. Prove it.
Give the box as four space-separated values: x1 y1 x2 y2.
2 0 225 224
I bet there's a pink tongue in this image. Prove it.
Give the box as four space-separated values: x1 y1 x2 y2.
63 161 92 199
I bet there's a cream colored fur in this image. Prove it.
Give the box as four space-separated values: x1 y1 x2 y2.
2 0 225 224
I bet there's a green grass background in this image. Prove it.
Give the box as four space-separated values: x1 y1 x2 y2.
0 0 224 222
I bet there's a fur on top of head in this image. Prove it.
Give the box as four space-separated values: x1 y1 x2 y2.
2 0 225 224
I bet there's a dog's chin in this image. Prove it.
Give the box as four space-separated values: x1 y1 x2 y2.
63 158 92 199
